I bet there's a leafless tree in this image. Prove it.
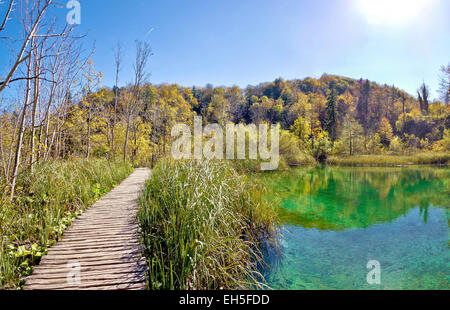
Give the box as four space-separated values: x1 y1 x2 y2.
0 0 52 95
6 0 89 198
10 42 33 199
124 40 152 162
112 42 122 156
438 64 449 105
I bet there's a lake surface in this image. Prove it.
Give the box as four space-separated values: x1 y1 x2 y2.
258 167 449 290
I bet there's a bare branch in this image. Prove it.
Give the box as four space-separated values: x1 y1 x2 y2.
0 75 57 86
0 0 51 94
0 0 14 32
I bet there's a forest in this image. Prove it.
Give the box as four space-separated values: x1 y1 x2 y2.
2 55 449 185
1 2 450 199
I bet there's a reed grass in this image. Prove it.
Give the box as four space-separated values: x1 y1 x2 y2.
327 153 450 166
0 158 133 289
138 159 278 290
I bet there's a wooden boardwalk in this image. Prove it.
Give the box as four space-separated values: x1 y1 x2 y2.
24 168 151 290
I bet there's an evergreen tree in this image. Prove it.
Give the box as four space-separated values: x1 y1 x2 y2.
418 83 429 114
325 88 338 141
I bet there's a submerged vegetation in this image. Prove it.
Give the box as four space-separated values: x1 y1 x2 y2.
0 158 133 289
258 166 449 290
138 160 278 290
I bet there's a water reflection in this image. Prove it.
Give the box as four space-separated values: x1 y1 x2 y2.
258 167 449 290
260 167 449 230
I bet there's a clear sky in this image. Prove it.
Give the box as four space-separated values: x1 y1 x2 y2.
1 0 449 99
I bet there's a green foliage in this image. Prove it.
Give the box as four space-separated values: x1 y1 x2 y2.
291 116 312 147
367 133 383 155
339 116 364 155
325 88 338 141
138 160 278 290
443 129 450 151
279 130 315 167
309 125 332 163
0 158 133 289
389 137 405 154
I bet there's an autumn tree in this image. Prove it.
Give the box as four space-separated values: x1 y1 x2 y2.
291 116 311 149
341 116 364 155
378 117 394 147
206 87 229 125
124 40 152 162
111 42 122 156
357 79 371 149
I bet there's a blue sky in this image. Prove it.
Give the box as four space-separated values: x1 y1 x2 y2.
1 0 449 99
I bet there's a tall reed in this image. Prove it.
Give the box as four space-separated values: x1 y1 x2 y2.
0 158 133 289
327 153 450 166
138 159 278 290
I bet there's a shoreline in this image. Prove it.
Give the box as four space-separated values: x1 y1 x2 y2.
326 154 449 167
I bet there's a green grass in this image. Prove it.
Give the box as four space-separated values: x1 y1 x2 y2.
138 159 278 290
0 158 134 289
327 153 450 166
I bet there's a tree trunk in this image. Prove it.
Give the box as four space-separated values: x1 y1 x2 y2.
10 48 33 200
30 39 41 172
123 112 131 161
86 112 91 159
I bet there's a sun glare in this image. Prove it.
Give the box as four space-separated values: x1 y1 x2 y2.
358 0 430 25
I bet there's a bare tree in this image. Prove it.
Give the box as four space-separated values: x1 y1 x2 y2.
6 0 87 198
10 42 33 199
438 63 449 105
0 0 52 94
124 40 152 162
112 42 122 156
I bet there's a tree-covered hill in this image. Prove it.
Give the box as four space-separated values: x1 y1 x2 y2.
1 73 449 172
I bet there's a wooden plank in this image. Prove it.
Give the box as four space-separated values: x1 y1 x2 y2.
24 282 146 291
33 258 147 270
23 168 151 291
26 272 146 286
50 241 140 251
24 277 147 290
47 245 140 255
59 233 140 243
28 265 147 279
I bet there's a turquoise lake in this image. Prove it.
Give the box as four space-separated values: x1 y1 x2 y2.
259 167 449 290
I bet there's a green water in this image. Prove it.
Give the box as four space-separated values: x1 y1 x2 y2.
259 167 449 290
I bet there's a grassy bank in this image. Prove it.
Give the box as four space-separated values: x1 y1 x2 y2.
138 160 278 290
0 158 133 289
327 153 450 166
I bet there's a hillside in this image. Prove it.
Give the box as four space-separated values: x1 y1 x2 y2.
1 74 449 170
